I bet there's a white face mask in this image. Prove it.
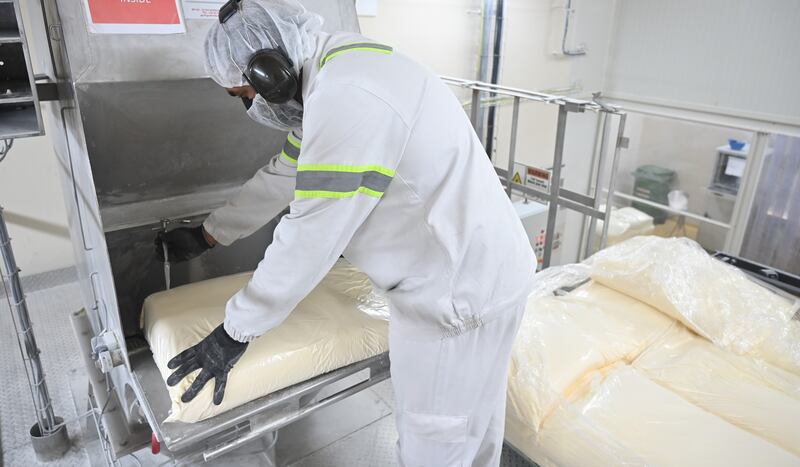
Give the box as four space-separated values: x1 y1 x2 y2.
246 94 303 131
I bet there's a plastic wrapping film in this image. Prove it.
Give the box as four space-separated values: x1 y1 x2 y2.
506 236 800 466
634 325 800 456
142 259 389 423
588 236 800 375
594 206 655 247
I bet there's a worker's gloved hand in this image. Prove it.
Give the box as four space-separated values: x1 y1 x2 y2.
155 226 213 263
166 324 248 405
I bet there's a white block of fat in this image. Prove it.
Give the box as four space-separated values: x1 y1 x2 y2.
634 325 800 456
589 236 800 375
532 365 799 467
142 260 389 423
507 281 675 430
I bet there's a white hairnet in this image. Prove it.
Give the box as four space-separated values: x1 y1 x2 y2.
204 0 324 130
205 0 323 88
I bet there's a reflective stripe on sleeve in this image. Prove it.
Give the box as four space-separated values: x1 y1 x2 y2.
320 42 394 68
295 164 395 199
280 132 302 164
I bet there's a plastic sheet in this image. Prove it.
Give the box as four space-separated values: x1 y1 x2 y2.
588 236 800 375
142 259 389 423
594 206 655 247
634 325 800 456
507 237 800 466
529 365 798 467
507 281 674 430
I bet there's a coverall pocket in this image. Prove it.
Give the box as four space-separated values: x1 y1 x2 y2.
398 410 469 467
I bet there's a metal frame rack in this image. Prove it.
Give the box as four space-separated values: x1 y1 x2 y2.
0 0 44 138
442 77 628 268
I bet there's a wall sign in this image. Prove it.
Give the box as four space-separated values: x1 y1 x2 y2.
84 0 185 34
182 0 227 20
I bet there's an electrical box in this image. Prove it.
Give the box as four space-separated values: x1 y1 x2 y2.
513 199 564 271
0 0 43 139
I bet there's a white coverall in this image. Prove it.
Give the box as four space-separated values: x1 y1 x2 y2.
204 32 535 466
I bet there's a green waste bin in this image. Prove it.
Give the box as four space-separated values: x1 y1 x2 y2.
632 165 675 224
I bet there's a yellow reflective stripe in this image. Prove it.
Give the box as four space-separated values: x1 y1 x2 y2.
296 164 395 178
320 43 394 68
280 150 297 164
287 132 302 150
295 186 384 199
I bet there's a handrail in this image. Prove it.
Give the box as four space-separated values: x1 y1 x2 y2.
442 77 628 268
441 76 622 114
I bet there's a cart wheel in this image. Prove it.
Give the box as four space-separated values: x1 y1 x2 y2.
151 432 160 455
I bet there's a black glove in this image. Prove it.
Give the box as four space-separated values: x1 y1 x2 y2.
166 324 248 405
155 226 213 263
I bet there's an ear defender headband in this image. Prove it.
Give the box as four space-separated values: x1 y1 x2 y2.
219 0 300 104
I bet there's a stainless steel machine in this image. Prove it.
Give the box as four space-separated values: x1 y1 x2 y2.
36 1 394 464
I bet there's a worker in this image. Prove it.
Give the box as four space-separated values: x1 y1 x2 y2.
158 0 535 465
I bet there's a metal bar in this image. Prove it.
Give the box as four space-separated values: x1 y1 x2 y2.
496 168 608 219
577 114 604 260
61 106 93 252
441 76 621 114
599 114 627 250
505 97 521 197
558 188 595 207
542 106 568 268
35 82 59 101
470 88 481 134
0 206 58 434
583 113 610 259
611 191 732 229
724 131 768 254
202 368 389 462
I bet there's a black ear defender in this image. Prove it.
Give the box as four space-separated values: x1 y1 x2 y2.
244 49 298 104
219 0 300 104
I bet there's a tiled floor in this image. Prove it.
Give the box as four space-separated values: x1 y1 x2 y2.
0 270 534 466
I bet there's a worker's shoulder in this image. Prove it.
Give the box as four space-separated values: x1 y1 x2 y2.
312 34 431 123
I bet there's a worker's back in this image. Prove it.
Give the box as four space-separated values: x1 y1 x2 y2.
306 32 536 337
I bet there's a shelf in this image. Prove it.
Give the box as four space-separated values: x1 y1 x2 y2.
0 79 31 103
0 29 20 44
0 104 41 138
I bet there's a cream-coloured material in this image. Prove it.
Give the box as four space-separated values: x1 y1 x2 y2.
509 365 798 467
595 206 655 246
507 248 800 466
142 261 388 423
507 281 674 429
634 326 800 456
589 236 800 375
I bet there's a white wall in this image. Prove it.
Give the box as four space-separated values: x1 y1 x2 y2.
0 3 74 277
605 0 800 126
359 0 482 80
0 126 74 276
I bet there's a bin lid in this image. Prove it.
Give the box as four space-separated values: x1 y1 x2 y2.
633 164 676 182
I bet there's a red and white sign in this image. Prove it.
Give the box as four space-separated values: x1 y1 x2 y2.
84 0 185 34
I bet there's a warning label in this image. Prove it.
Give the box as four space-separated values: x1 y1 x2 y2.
511 163 527 187
526 167 551 191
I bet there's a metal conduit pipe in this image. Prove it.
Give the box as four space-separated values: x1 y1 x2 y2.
560 0 586 56
475 0 495 146
484 0 506 159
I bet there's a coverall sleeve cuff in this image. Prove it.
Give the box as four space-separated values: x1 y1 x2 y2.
223 318 259 343
202 218 235 247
